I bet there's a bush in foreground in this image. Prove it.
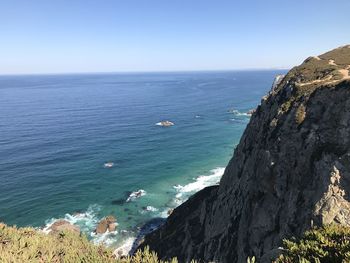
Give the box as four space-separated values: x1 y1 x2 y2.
275 224 350 263
4 222 350 263
0 223 185 263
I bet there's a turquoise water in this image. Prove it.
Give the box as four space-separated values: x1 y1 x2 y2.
0 70 284 248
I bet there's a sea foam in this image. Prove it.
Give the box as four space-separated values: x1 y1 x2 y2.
126 189 146 202
42 204 120 246
42 204 101 234
42 167 225 255
114 237 136 258
229 109 250 117
173 167 224 206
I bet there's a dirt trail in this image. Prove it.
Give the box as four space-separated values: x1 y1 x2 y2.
297 65 350 87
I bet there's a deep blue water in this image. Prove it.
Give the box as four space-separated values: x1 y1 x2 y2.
0 70 284 248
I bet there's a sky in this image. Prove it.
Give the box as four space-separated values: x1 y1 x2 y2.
0 0 349 74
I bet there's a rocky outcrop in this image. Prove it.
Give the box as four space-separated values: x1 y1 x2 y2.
95 215 117 234
139 45 350 262
49 220 80 235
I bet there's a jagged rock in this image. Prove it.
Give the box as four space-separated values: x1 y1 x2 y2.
139 45 350 262
49 220 80 234
95 215 117 234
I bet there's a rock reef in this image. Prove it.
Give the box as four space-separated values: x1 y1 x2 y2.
48 219 80 235
95 215 117 234
139 45 350 262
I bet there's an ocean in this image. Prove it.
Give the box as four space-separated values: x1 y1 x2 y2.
0 70 284 250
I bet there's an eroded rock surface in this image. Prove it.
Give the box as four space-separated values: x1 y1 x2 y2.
139 45 350 262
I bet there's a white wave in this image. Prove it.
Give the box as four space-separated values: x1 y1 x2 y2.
139 205 159 214
42 204 101 234
91 229 119 246
40 167 225 253
114 237 136 258
173 167 224 205
126 189 146 202
229 109 250 116
145 206 158 212
42 204 121 246
155 122 163 126
158 209 171 218
104 162 114 168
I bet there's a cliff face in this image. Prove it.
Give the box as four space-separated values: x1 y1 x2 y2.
140 45 350 262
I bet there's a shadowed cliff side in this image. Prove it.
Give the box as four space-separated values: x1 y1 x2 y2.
138 45 350 262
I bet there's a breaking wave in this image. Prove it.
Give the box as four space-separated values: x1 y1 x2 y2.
172 167 224 206
126 189 146 202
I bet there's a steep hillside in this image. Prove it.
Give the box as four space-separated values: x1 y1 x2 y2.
139 45 350 262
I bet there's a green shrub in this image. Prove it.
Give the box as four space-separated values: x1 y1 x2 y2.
0 223 193 263
275 224 350 263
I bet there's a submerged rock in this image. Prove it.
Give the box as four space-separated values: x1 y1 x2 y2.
139 45 350 262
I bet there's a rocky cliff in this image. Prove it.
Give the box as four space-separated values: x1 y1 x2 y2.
139 45 350 262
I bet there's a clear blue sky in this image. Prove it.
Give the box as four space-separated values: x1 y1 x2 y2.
0 0 349 74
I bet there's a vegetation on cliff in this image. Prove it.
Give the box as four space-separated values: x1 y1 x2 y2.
276 225 350 263
0 223 185 263
3 221 350 263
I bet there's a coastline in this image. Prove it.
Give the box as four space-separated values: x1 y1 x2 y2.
40 166 226 255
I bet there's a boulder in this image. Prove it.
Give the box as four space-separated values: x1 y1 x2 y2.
49 220 80 235
95 215 117 234
108 222 116 232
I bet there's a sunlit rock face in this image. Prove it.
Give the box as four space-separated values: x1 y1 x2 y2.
140 45 350 263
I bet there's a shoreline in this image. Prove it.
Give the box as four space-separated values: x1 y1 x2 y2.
39 166 226 255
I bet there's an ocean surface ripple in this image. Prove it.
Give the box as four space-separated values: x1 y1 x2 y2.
0 70 284 250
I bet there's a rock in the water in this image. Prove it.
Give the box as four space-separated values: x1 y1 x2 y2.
95 219 108 234
156 121 174 127
95 215 117 234
104 162 114 168
108 222 116 232
139 45 350 263
49 220 80 234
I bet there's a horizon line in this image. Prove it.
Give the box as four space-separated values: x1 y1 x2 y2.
0 67 290 77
